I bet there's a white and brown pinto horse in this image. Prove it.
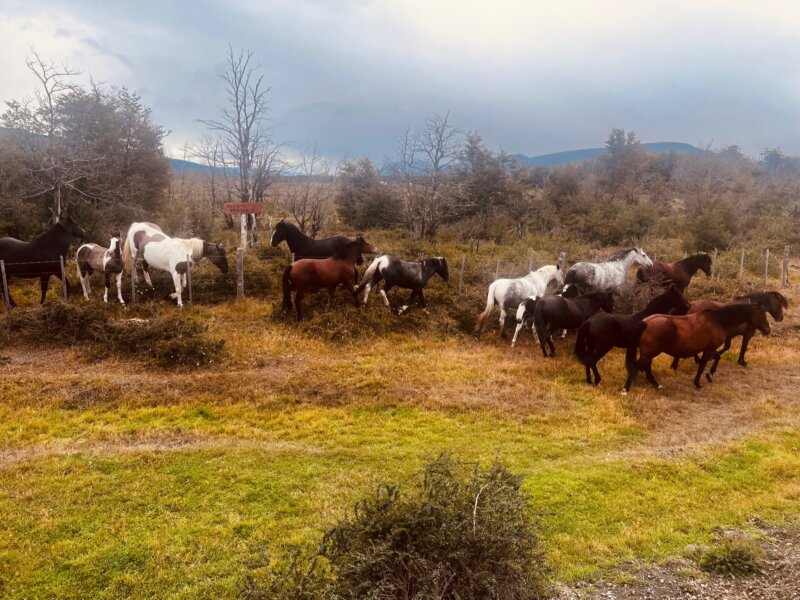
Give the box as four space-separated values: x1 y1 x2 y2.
76 235 125 304
123 222 228 306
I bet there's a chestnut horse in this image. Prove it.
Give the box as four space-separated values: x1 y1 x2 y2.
636 253 711 292
575 286 689 386
623 303 771 393
282 236 379 320
670 291 788 373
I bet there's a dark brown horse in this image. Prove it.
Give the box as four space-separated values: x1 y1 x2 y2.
670 291 788 373
282 236 379 320
636 253 712 292
624 303 771 392
532 290 614 357
575 286 689 386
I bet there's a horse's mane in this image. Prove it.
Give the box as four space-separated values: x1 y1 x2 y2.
707 303 760 328
186 238 204 260
29 221 64 243
678 253 710 270
736 291 788 309
607 247 637 261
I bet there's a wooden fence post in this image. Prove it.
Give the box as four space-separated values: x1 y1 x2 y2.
712 248 718 278
495 259 500 281
236 248 245 300
528 256 533 273
765 248 770 281
558 251 567 273
458 254 465 295
0 260 9 308
59 256 68 300
186 254 193 304
739 249 745 279
783 245 790 288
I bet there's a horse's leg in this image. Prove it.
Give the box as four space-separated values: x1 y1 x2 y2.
382 284 393 312
591 362 602 386
39 274 51 304
547 335 556 357
327 286 336 309
643 359 661 389
511 320 525 347
498 306 507 338
344 278 359 307
399 289 417 314
142 259 154 288
4 276 17 308
737 331 753 367
78 268 90 300
417 288 428 313
130 246 139 283
170 270 184 306
361 282 371 307
294 290 304 321
103 272 112 303
561 328 568 340
116 272 125 305
694 350 714 388
670 357 680 370
709 335 735 378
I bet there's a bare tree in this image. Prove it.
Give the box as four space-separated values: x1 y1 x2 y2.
283 140 331 237
393 112 461 240
200 45 282 246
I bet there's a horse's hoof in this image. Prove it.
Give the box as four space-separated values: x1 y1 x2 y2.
657 385 664 390
706 373 713 383
620 389 628 396
739 361 747 367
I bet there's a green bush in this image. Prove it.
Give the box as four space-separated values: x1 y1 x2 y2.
248 454 550 599
697 535 762 576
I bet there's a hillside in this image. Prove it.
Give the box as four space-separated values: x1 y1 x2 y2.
514 141 702 167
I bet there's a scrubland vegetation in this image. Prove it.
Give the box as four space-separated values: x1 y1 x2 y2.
2 50 800 598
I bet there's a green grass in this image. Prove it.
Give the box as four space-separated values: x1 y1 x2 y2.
1 236 799 598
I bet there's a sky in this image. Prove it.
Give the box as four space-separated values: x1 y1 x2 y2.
1 0 799 163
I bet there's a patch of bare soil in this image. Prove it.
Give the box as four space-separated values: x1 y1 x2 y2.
558 525 800 600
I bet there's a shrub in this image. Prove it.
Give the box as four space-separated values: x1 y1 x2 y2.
697 535 762 576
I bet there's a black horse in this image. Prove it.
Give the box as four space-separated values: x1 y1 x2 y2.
356 255 449 313
532 290 614 357
574 286 690 385
270 219 364 265
0 215 86 307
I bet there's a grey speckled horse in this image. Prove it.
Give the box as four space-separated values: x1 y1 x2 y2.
563 248 652 296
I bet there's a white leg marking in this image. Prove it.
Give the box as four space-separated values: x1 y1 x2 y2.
144 269 154 288
511 321 524 347
171 271 183 306
362 283 371 306
380 289 391 309
116 272 125 305
103 285 109 303
561 328 567 339
79 274 90 300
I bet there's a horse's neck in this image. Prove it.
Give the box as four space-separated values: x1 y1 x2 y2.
616 252 638 270
285 226 309 249
33 226 70 253
420 261 437 283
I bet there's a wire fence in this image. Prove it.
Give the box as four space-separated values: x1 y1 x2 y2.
1 244 794 310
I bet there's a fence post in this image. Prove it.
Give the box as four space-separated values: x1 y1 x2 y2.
783 245 790 288
495 259 500 281
765 248 770 281
0 260 9 308
528 256 533 273
236 247 245 300
186 254 193 304
739 249 745 279
712 248 718 278
558 251 566 273
458 254 465 295
683 250 688 259
59 256 68 300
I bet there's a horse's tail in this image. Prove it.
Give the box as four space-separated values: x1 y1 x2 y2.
282 265 293 312
356 256 382 294
122 237 133 273
473 282 497 335
574 321 591 365
532 298 549 343
625 321 647 373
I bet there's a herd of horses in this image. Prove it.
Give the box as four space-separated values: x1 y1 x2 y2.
0 216 789 393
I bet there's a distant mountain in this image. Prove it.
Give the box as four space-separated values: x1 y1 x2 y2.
514 142 702 167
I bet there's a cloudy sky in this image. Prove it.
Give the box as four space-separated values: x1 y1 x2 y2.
2 0 799 162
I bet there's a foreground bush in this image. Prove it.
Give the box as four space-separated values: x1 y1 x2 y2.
698 535 762 576
247 454 549 599
1 301 225 368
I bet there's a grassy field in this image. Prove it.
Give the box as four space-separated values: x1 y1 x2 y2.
1 239 799 598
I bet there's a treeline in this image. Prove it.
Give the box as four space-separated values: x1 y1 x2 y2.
329 124 800 250
3 52 800 253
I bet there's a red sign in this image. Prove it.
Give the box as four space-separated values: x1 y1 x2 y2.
224 202 263 215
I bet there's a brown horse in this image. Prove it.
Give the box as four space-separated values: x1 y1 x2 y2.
623 303 771 392
282 236 379 320
636 253 712 292
670 291 788 373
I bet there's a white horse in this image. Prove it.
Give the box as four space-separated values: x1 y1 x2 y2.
474 264 563 339
562 247 652 296
122 222 229 306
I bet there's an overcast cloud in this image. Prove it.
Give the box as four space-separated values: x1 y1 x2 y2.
1 0 799 161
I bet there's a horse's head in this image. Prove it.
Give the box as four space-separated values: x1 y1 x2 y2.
205 242 229 273
433 257 449 282
697 253 713 277
767 292 788 322
108 234 122 257
632 247 653 268
270 219 287 247
60 214 87 240
752 304 771 336
355 236 380 256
